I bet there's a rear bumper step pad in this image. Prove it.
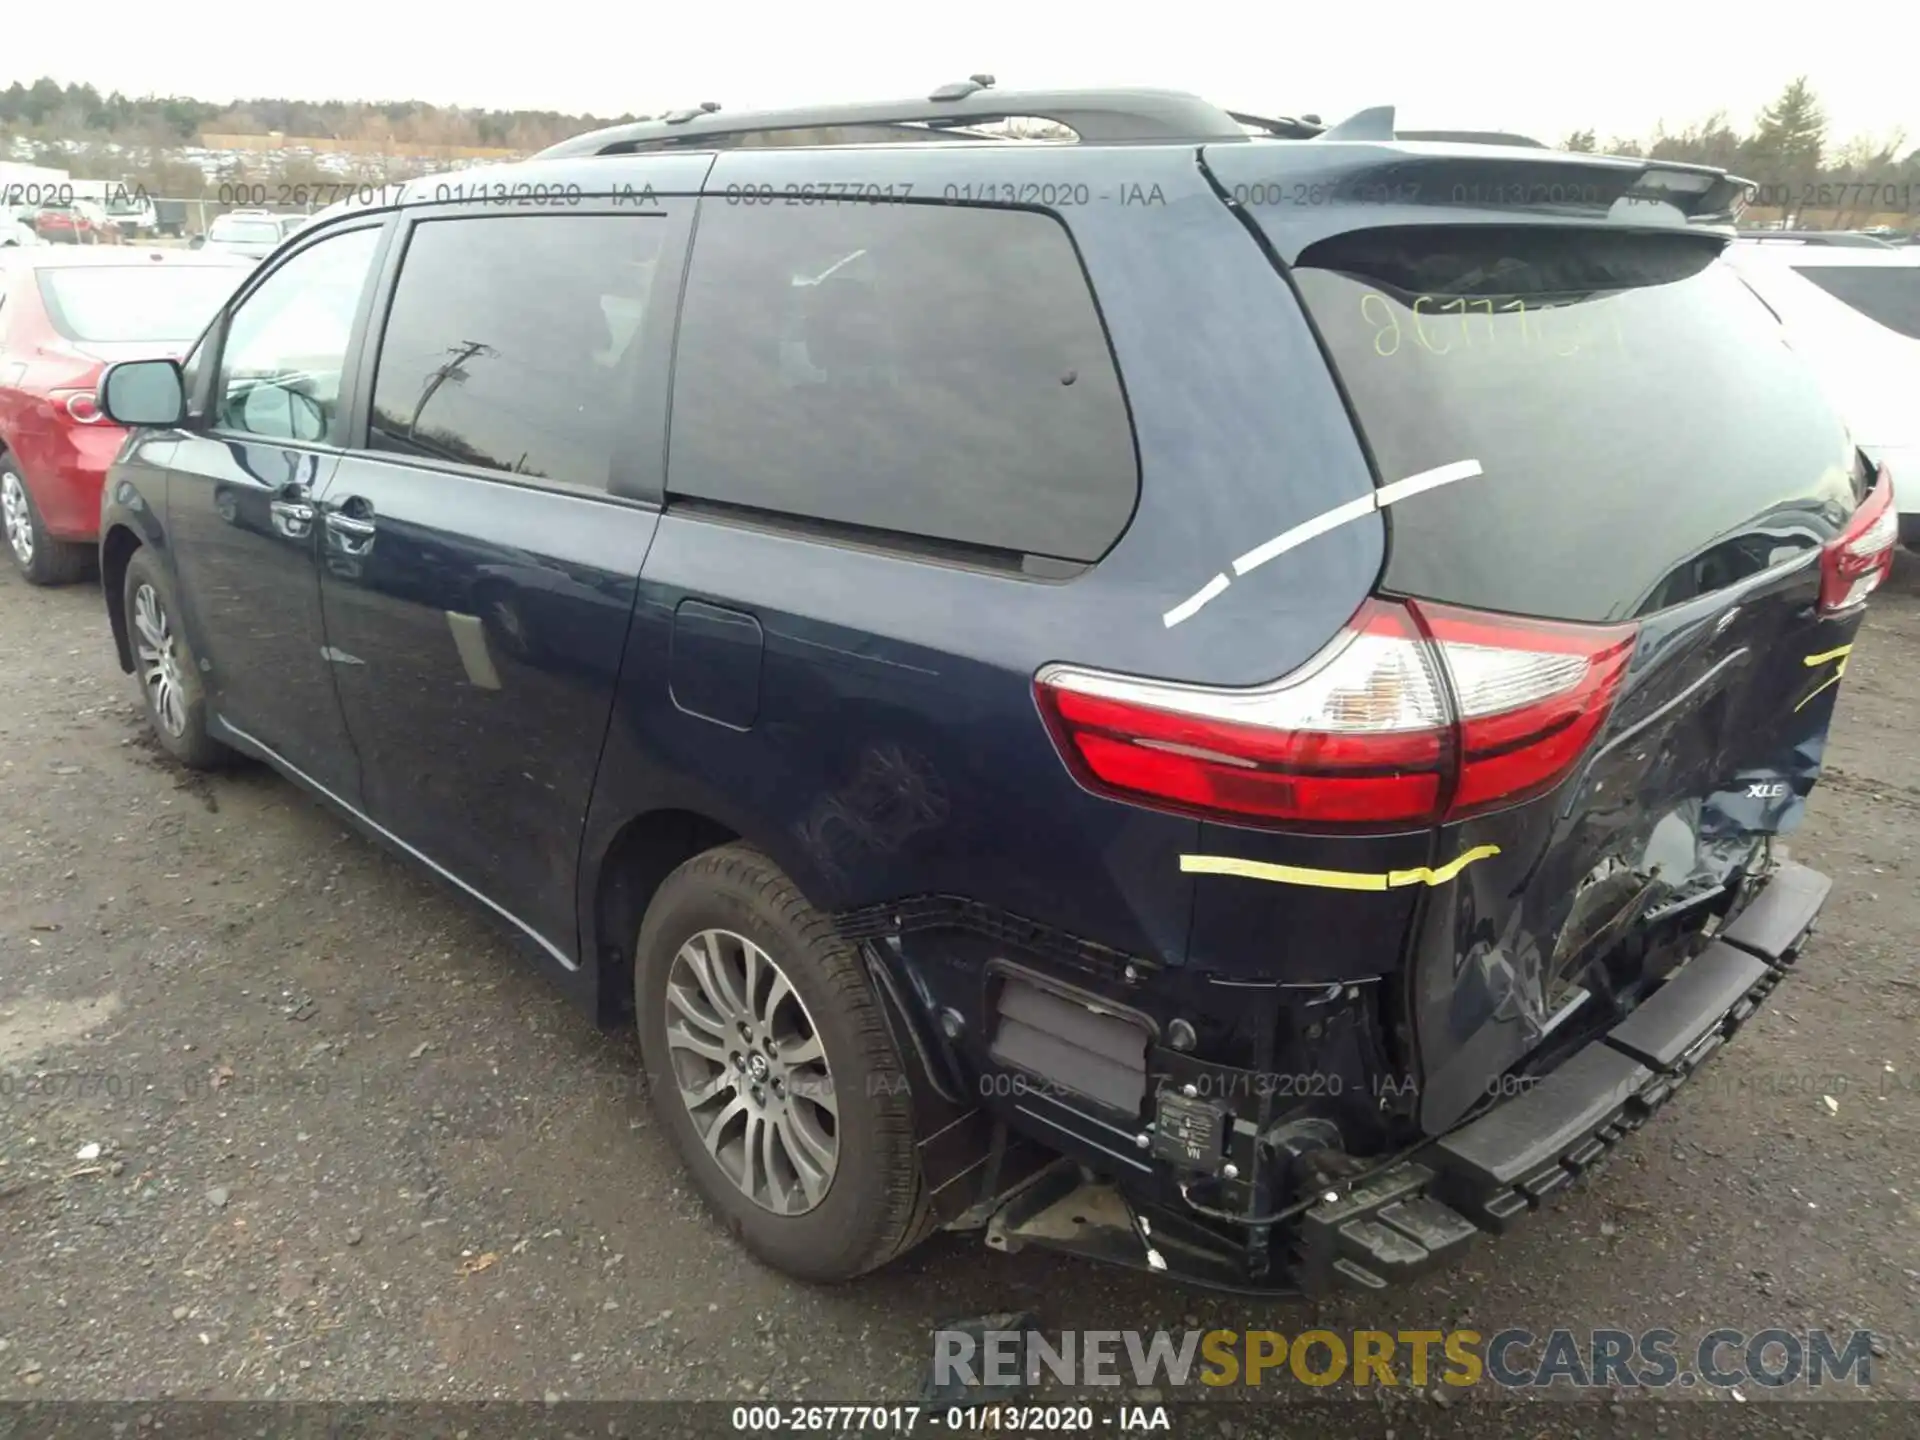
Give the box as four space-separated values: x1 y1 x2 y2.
1717 861 1830 963
1308 862 1823 1288
1413 865 1820 1246
1604 941 1768 1070
985 864 1826 1295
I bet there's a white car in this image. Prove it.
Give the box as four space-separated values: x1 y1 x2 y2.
1724 241 1920 548
193 209 289 261
0 216 44 248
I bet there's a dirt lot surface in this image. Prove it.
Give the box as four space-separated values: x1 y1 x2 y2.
1 552 1916 1419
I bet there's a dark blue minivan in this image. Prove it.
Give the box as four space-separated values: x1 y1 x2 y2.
93 84 1898 1293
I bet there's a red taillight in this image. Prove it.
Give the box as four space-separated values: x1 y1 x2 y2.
52 389 104 425
1038 600 1451 825
1819 466 1897 616
1035 598 1639 829
1415 602 1638 817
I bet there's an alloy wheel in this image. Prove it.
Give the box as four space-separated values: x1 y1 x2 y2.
132 582 188 737
1 472 33 567
663 928 838 1216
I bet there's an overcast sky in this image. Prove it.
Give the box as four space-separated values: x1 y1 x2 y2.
6 2 1915 150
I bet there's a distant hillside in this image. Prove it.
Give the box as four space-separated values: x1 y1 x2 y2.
1 77 636 155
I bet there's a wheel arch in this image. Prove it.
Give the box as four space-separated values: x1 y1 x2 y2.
101 525 144 672
586 807 739 1026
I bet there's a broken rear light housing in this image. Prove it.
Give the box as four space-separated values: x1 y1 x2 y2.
1035 598 1638 829
1818 464 1897 615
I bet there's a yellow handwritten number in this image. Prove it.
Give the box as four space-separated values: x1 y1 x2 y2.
1412 295 1451 353
1361 292 1401 356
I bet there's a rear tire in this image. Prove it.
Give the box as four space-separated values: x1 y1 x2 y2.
2 457 93 586
635 843 935 1281
122 548 230 770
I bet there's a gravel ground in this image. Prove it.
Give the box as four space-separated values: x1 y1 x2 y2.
1 552 1916 1415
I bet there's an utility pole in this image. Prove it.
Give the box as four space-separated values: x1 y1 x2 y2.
408 340 495 440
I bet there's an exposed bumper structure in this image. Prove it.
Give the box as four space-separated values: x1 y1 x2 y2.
985 863 1831 1294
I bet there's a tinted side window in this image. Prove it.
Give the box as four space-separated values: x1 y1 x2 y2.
216 226 381 442
367 214 670 491
668 201 1137 563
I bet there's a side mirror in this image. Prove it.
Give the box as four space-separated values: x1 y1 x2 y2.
188 234 205 250
99 359 188 428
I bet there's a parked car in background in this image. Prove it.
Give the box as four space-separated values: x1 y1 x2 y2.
1 248 250 582
192 210 288 261
89 86 1891 1295
1 217 45 248
33 200 114 245
1725 241 1920 548
105 190 160 240
153 199 190 239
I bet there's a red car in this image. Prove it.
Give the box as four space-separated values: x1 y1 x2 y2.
1 248 249 583
33 202 114 245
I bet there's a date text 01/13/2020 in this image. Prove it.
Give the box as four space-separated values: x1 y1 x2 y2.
730 1405 1170 1431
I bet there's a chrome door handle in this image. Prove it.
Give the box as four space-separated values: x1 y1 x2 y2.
268 495 314 539
325 509 376 557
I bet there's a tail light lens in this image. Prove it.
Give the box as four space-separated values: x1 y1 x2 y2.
52 389 104 425
1819 466 1897 615
1417 603 1638 817
1035 598 1639 829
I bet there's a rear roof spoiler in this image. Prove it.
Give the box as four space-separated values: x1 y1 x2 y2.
1310 106 1546 148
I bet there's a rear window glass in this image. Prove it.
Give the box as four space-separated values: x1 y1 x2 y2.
1291 227 1859 622
1791 264 1920 340
37 265 241 344
667 200 1137 563
368 213 670 490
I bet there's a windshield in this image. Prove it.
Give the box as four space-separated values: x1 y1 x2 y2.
37 265 241 344
1792 265 1920 341
210 220 281 244
1292 226 1858 622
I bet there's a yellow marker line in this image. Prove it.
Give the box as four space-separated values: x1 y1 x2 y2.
1795 673 1844 713
1180 844 1502 891
1796 643 1853 712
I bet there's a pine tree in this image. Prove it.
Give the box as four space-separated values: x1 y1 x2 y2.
1749 77 1827 175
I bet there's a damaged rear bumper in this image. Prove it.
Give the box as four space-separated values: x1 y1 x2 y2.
986 862 1830 1294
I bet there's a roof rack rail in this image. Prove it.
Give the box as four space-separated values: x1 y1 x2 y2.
535 84 1262 158
1226 109 1326 140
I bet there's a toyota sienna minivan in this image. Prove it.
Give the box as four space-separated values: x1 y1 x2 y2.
89 84 1896 1293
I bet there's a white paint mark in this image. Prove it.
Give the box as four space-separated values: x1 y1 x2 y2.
1162 458 1486 629
1231 492 1377 578
1161 572 1231 628
1374 457 1484 509
446 611 503 691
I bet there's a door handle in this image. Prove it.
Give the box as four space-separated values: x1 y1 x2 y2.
267 482 314 539
325 500 377 557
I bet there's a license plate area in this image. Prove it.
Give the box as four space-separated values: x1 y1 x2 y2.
1151 1086 1229 1173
